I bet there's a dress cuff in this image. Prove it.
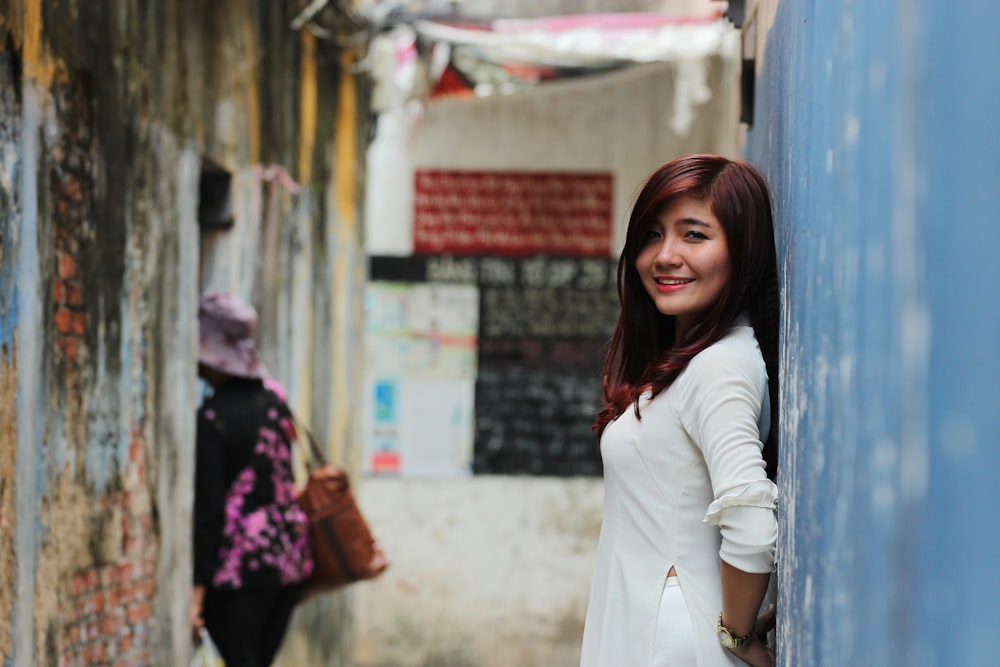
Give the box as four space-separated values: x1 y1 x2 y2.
716 505 778 573
702 479 778 525
704 480 779 573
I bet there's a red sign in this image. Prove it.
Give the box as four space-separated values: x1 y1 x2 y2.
370 451 400 474
414 170 613 257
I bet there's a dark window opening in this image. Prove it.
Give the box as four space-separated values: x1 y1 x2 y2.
198 158 234 231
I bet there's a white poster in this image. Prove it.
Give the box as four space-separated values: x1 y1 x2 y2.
363 282 479 477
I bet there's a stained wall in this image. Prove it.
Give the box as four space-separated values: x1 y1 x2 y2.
0 2 366 665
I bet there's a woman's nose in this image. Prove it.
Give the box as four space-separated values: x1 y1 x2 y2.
654 238 681 267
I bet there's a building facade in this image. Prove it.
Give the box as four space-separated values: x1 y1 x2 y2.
0 1 367 664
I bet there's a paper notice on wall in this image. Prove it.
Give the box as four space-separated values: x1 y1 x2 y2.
364 282 479 476
365 282 479 379
363 377 475 477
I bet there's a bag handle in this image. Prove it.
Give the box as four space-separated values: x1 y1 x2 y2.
286 410 329 472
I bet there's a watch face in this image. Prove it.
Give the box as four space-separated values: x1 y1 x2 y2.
718 628 735 648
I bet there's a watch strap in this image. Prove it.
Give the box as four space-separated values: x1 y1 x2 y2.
717 613 754 649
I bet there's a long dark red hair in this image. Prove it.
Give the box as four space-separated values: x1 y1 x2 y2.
595 154 779 479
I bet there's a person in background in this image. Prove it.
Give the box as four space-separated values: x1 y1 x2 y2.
189 291 313 667
581 155 780 667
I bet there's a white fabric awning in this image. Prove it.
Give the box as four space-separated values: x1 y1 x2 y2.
413 12 738 69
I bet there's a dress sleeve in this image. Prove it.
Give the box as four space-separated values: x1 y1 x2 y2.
193 408 226 587
678 337 778 574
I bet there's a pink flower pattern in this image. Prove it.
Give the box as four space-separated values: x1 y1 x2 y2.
211 394 313 589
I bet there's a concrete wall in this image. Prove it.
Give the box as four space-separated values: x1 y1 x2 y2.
368 57 741 255
355 478 603 667
357 41 741 667
745 1 1000 665
0 2 366 665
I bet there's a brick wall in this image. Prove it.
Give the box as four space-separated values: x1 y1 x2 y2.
33 74 161 663
53 252 85 367
62 542 157 667
54 430 158 667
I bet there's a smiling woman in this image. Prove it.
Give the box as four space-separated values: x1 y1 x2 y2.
635 196 732 341
581 155 780 667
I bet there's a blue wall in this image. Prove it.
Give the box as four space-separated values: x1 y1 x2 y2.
746 2 1000 665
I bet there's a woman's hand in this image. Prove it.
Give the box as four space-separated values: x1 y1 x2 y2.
189 585 206 638
730 636 775 667
729 603 776 667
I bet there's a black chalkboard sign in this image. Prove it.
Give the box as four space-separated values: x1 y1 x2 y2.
369 255 618 476
474 341 607 476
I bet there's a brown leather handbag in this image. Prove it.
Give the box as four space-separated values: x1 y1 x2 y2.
294 424 389 596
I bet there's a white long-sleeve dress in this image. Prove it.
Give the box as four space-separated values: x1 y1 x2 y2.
580 321 778 667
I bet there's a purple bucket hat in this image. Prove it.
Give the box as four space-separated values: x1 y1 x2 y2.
197 292 268 379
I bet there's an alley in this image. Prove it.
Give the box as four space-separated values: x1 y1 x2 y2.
2 1 999 666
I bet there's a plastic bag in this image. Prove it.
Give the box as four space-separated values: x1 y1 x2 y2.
191 628 225 667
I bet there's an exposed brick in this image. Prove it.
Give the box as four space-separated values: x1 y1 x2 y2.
60 336 80 363
64 175 82 202
73 573 86 595
71 312 86 336
117 582 134 601
127 601 151 624
103 612 123 636
55 307 74 334
136 577 156 599
53 280 66 303
58 253 77 279
66 282 83 306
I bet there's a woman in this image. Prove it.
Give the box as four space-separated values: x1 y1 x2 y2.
581 155 779 667
190 291 313 667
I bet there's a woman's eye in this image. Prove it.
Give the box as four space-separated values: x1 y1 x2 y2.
643 229 662 242
685 230 708 240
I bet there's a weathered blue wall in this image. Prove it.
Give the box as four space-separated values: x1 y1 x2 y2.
746 1 1000 665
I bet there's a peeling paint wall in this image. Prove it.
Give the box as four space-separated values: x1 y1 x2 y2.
746 1 1000 665
196 24 371 667
0 2 366 665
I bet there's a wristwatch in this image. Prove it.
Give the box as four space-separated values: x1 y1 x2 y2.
717 613 754 649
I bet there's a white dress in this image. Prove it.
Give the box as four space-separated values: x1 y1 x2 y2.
580 322 778 667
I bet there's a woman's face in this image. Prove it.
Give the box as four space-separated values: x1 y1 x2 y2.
634 196 731 340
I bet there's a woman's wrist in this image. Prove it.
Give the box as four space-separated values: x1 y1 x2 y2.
717 613 755 649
